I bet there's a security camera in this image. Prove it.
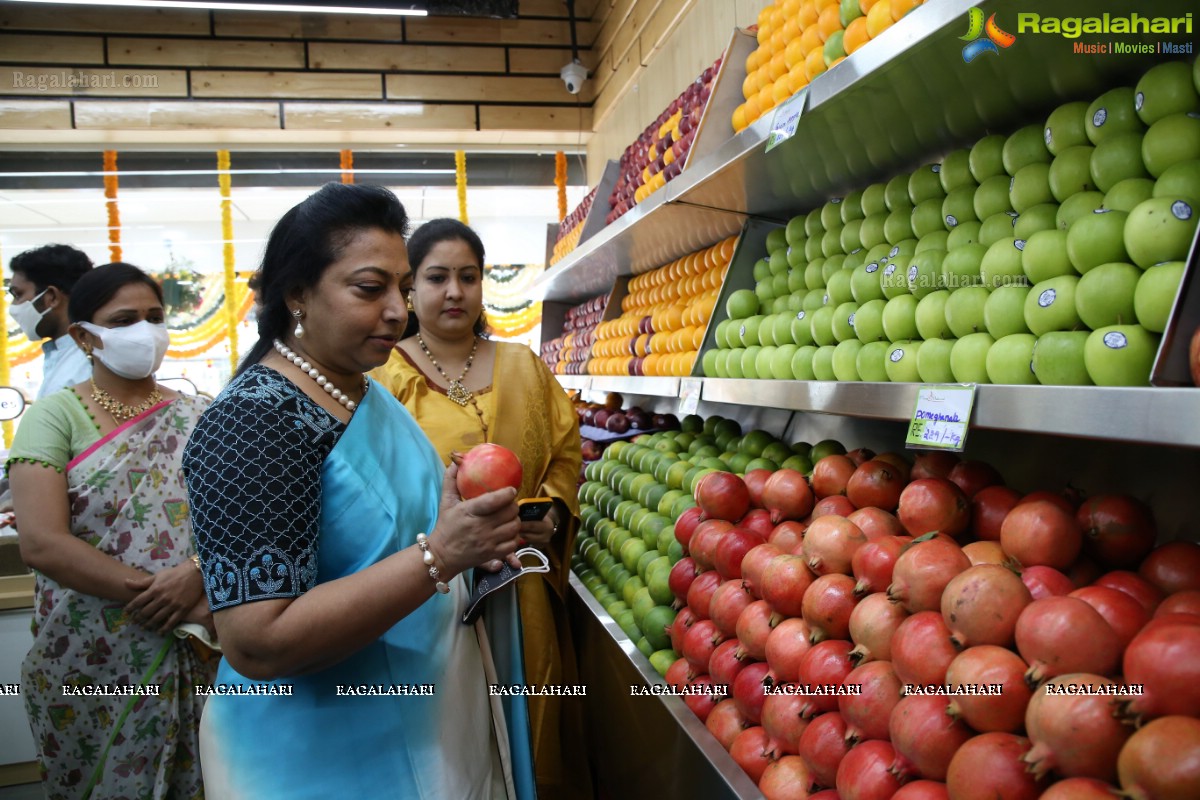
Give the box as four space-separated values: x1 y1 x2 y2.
561 60 587 95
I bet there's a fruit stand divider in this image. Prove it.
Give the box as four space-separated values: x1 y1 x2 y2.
1151 226 1200 385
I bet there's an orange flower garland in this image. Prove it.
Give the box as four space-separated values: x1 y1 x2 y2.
217 150 239 376
455 150 469 225
340 149 354 184
103 150 121 263
555 151 568 222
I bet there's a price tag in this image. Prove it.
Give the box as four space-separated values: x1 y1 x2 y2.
0 387 26 422
765 89 808 152
905 385 976 452
678 378 702 416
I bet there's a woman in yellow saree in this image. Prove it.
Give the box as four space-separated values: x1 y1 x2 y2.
371 219 592 800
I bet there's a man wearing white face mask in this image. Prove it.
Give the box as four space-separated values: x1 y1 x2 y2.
8 244 94 398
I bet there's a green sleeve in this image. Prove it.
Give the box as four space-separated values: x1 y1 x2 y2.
5 390 95 473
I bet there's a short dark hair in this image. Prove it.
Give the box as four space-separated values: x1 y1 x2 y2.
68 262 164 324
404 218 488 339
239 182 411 375
10 244 93 294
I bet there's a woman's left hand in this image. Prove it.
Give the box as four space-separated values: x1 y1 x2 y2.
124 562 205 635
519 514 556 548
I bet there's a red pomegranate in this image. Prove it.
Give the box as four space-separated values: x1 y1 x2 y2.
910 451 959 480
945 732 1047 800
853 535 908 597
1157 590 1200 616
945 645 1032 734
683 618 725 673
846 459 907 511
804 515 869 576
888 534 972 614
665 656 695 690
735 599 779 662
811 455 856 498
761 692 811 756
709 579 755 639
812 495 858 519
1120 621 1200 723
947 459 1003 498
1117 715 1200 800
1023 674 1130 783
743 468 773 508
685 569 723 619
705 697 751 750
1015 596 1122 687
730 725 776 782
1076 494 1157 570
690 519 734 571
669 557 700 605
760 554 816 618
741 543 783 599
1094 570 1165 612
1017 489 1077 514
759 755 817 800
848 591 909 665
890 611 959 687
1000 499 1084 570
1021 565 1075 600
709 638 750 688
696 471 751 523
768 520 806 553
456 443 522 498
847 506 907 541
971 485 1022 541
802 573 859 644
1038 778 1124 800
669 607 699 654
762 468 815 522
798 711 851 790
765 617 814 685
674 506 704 549
740 508 776 539
714 527 766 580
962 540 1007 565
732 661 772 725
839 660 902 745
1069 585 1152 651
874 451 912 482
683 674 721 721
889 693 974 781
835 739 906 800
1067 557 1105 589
892 780 950 800
1139 541 1200 594
846 447 876 466
940 564 1032 649
897 478 970 539
796 640 855 717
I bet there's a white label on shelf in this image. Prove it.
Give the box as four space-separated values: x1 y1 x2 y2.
906 384 976 452
765 89 808 152
679 378 702 416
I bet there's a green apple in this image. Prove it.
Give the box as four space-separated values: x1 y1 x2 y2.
917 337 957 383
822 199 845 231
766 227 789 254
970 134 1008 182
739 314 766 347
1032 330 1093 385
774 311 797 345
1103 177 1156 212
889 240 919 260
910 165 946 205
884 340 922 382
1134 261 1185 333
907 249 947 298
950 332 996 383
851 261 887 303
943 185 979 228
1011 163 1055 213
786 215 808 248
805 260 827 290
844 248 867 271
886 173 914 212
985 285 1033 338
755 345 778 380
882 294 920 341
857 341 891 382
1013 203 1060 239
1067 209 1130 272
1091 132 1149 192
980 237 1029 289
791 309 816 346
1024 275 1082 335
803 291 825 315
912 198 948 238
916 231 951 253
1003 124 1052 175
772 271 791 298
769 249 790 274
945 286 992 338
741 346 764 378
806 235 826 262
1124 197 1198 268
881 257 912 298
986 334 1039 384
947 220 984 250
810 305 837 346
725 347 746 378
1057 191 1106 230
1075 262 1141 329
787 291 806 313
885 209 916 244
866 243 893 265
1084 324 1159 386
753 258 771 282
788 267 808 293
812 345 837 380
841 189 866 223
1086 87 1146 145
975 174 1016 219
726 288 759 319
1135 60 1200 126
860 213 889 249
711 349 730 378
1022 229 1074 283
832 339 865 381
853 298 888 343
702 348 720 377
980 212 1019 246
942 243 987 289
787 245 808 270
1152 160 1200 204
862 182 889 216
806 207 826 238
827 268 855 305
823 226 846 257
759 314 778 346
832 302 860 342
1049 145 1097 201
1143 113 1200 177
1044 100 1091 155
841 219 865 253
941 149 977 193
915 290 952 339
791 345 818 380
823 29 847 66
822 256 843 283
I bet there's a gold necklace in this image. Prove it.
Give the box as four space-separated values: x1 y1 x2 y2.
417 333 478 407
91 379 164 423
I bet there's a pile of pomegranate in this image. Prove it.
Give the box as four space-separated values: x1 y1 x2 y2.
665 450 1200 800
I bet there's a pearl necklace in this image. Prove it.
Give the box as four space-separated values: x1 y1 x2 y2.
91 379 163 423
273 340 367 412
417 333 478 407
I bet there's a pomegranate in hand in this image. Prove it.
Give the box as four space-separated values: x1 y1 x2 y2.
455 443 523 499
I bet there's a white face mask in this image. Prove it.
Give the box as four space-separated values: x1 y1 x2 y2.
79 321 170 380
10 289 49 341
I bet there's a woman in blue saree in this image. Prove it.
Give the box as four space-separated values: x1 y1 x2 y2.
182 183 535 799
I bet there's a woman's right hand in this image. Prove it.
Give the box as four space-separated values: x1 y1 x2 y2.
427 462 522 578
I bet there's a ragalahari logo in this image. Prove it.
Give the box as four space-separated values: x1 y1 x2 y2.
960 8 1017 62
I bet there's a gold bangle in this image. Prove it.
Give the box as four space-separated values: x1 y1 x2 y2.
190 554 201 571
415 533 450 594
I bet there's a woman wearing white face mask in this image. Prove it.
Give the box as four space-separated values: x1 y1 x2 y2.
6 263 216 800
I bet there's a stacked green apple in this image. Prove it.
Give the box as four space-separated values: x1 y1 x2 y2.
571 414 821 675
703 57 1200 386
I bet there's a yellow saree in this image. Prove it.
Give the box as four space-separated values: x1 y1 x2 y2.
372 341 593 800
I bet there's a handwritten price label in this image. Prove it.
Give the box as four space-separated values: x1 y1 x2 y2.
905 385 976 452
679 378 702 416
765 89 808 152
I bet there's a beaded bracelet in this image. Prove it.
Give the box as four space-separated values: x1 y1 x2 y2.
415 533 450 594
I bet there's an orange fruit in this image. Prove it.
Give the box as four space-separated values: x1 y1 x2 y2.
782 0 803 17
859 0 881 12
787 62 811 93
805 47 828 80
769 27 788 55
817 5 842 41
742 71 759 99
719 237 736 263
757 22 773 46
692 327 705 350
766 50 788 81
784 36 807 70
844 16 869 53
780 15 801 43
798 24 823 55
756 84 776 114
797 0 819 28
743 93 763 124
772 76 794 105
868 0 894 35
889 0 918 20
745 47 765 74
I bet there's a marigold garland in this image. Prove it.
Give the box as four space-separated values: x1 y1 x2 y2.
0 242 11 447
103 150 121 263
555 151 568 223
340 149 354 184
455 150 469 225
217 150 239 376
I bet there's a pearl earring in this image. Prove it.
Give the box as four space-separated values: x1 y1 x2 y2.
292 308 304 339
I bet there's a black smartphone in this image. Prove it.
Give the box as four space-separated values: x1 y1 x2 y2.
518 497 554 521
